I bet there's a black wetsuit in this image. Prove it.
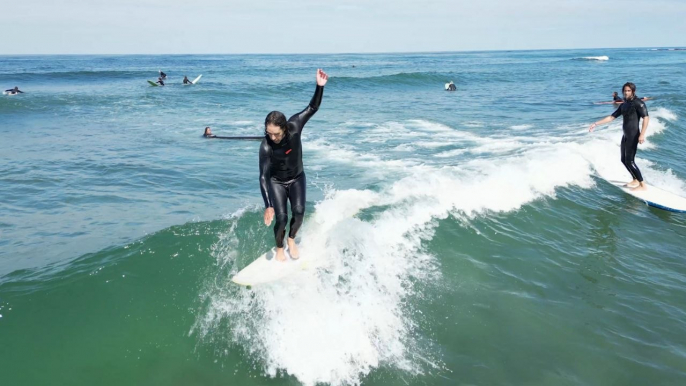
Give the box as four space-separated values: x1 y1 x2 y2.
613 95 623 102
447 84 456 91
612 97 649 182
259 85 323 248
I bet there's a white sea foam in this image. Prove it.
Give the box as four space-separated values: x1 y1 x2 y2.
194 108 681 386
580 56 609 61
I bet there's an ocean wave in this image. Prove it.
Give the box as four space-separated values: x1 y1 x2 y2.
574 56 609 61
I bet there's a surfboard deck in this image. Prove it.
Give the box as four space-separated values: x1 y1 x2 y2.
147 80 159 87
604 179 686 213
192 74 202 84
231 247 314 286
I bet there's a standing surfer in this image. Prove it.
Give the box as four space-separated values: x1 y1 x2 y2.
259 69 328 262
590 82 650 191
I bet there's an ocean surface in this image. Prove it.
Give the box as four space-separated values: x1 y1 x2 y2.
1 49 686 385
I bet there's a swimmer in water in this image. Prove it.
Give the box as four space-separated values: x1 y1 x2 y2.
4 86 23 95
203 127 216 138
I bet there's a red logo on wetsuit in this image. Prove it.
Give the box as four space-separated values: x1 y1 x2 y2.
285 149 292 154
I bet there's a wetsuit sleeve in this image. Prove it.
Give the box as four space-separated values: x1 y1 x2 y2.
635 99 648 118
611 105 622 118
288 85 324 134
259 139 273 208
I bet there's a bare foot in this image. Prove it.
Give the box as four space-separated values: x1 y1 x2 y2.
275 248 287 262
631 184 648 192
624 180 640 188
287 238 299 260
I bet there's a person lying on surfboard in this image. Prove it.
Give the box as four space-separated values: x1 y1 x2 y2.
612 91 622 103
259 68 328 262
156 77 165 86
4 86 23 95
589 82 650 191
203 127 216 138
596 92 651 105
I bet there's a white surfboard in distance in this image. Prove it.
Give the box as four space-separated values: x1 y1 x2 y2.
192 74 202 84
603 179 686 213
231 247 318 286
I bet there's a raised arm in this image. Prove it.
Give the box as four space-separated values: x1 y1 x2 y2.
288 69 328 133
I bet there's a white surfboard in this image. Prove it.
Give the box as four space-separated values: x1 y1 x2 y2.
231 247 316 286
604 179 686 213
192 74 202 84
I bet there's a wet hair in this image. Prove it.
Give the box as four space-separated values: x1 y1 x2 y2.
265 111 287 133
204 127 211 135
622 82 636 97
613 91 618 96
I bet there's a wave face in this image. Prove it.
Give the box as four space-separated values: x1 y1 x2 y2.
2 50 686 385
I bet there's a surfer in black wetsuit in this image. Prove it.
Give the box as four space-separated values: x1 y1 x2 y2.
4 86 23 94
159 71 167 79
259 69 328 262
590 82 650 191
156 77 165 86
446 81 456 91
203 127 215 138
183 76 192 84
612 92 622 103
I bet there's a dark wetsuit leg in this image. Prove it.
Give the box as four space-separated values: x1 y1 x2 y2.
269 179 289 248
268 173 306 248
288 173 306 239
620 133 643 182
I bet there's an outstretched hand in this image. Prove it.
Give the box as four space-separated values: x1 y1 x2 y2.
316 69 328 86
589 123 597 132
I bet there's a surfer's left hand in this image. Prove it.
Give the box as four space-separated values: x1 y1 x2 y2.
316 69 328 87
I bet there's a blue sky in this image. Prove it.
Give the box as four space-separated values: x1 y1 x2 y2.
3 0 685 54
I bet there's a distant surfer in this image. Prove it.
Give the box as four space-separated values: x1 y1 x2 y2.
597 92 651 105
612 91 622 103
159 70 167 79
203 127 215 138
4 86 23 95
183 76 192 85
445 81 456 91
589 82 650 191
156 77 165 86
259 69 328 262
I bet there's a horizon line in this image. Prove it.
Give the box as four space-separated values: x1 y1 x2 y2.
1 46 685 57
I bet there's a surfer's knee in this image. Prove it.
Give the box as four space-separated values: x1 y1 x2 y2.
275 212 288 225
291 205 305 218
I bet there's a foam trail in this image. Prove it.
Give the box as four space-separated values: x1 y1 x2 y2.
194 108 681 386
579 56 609 61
